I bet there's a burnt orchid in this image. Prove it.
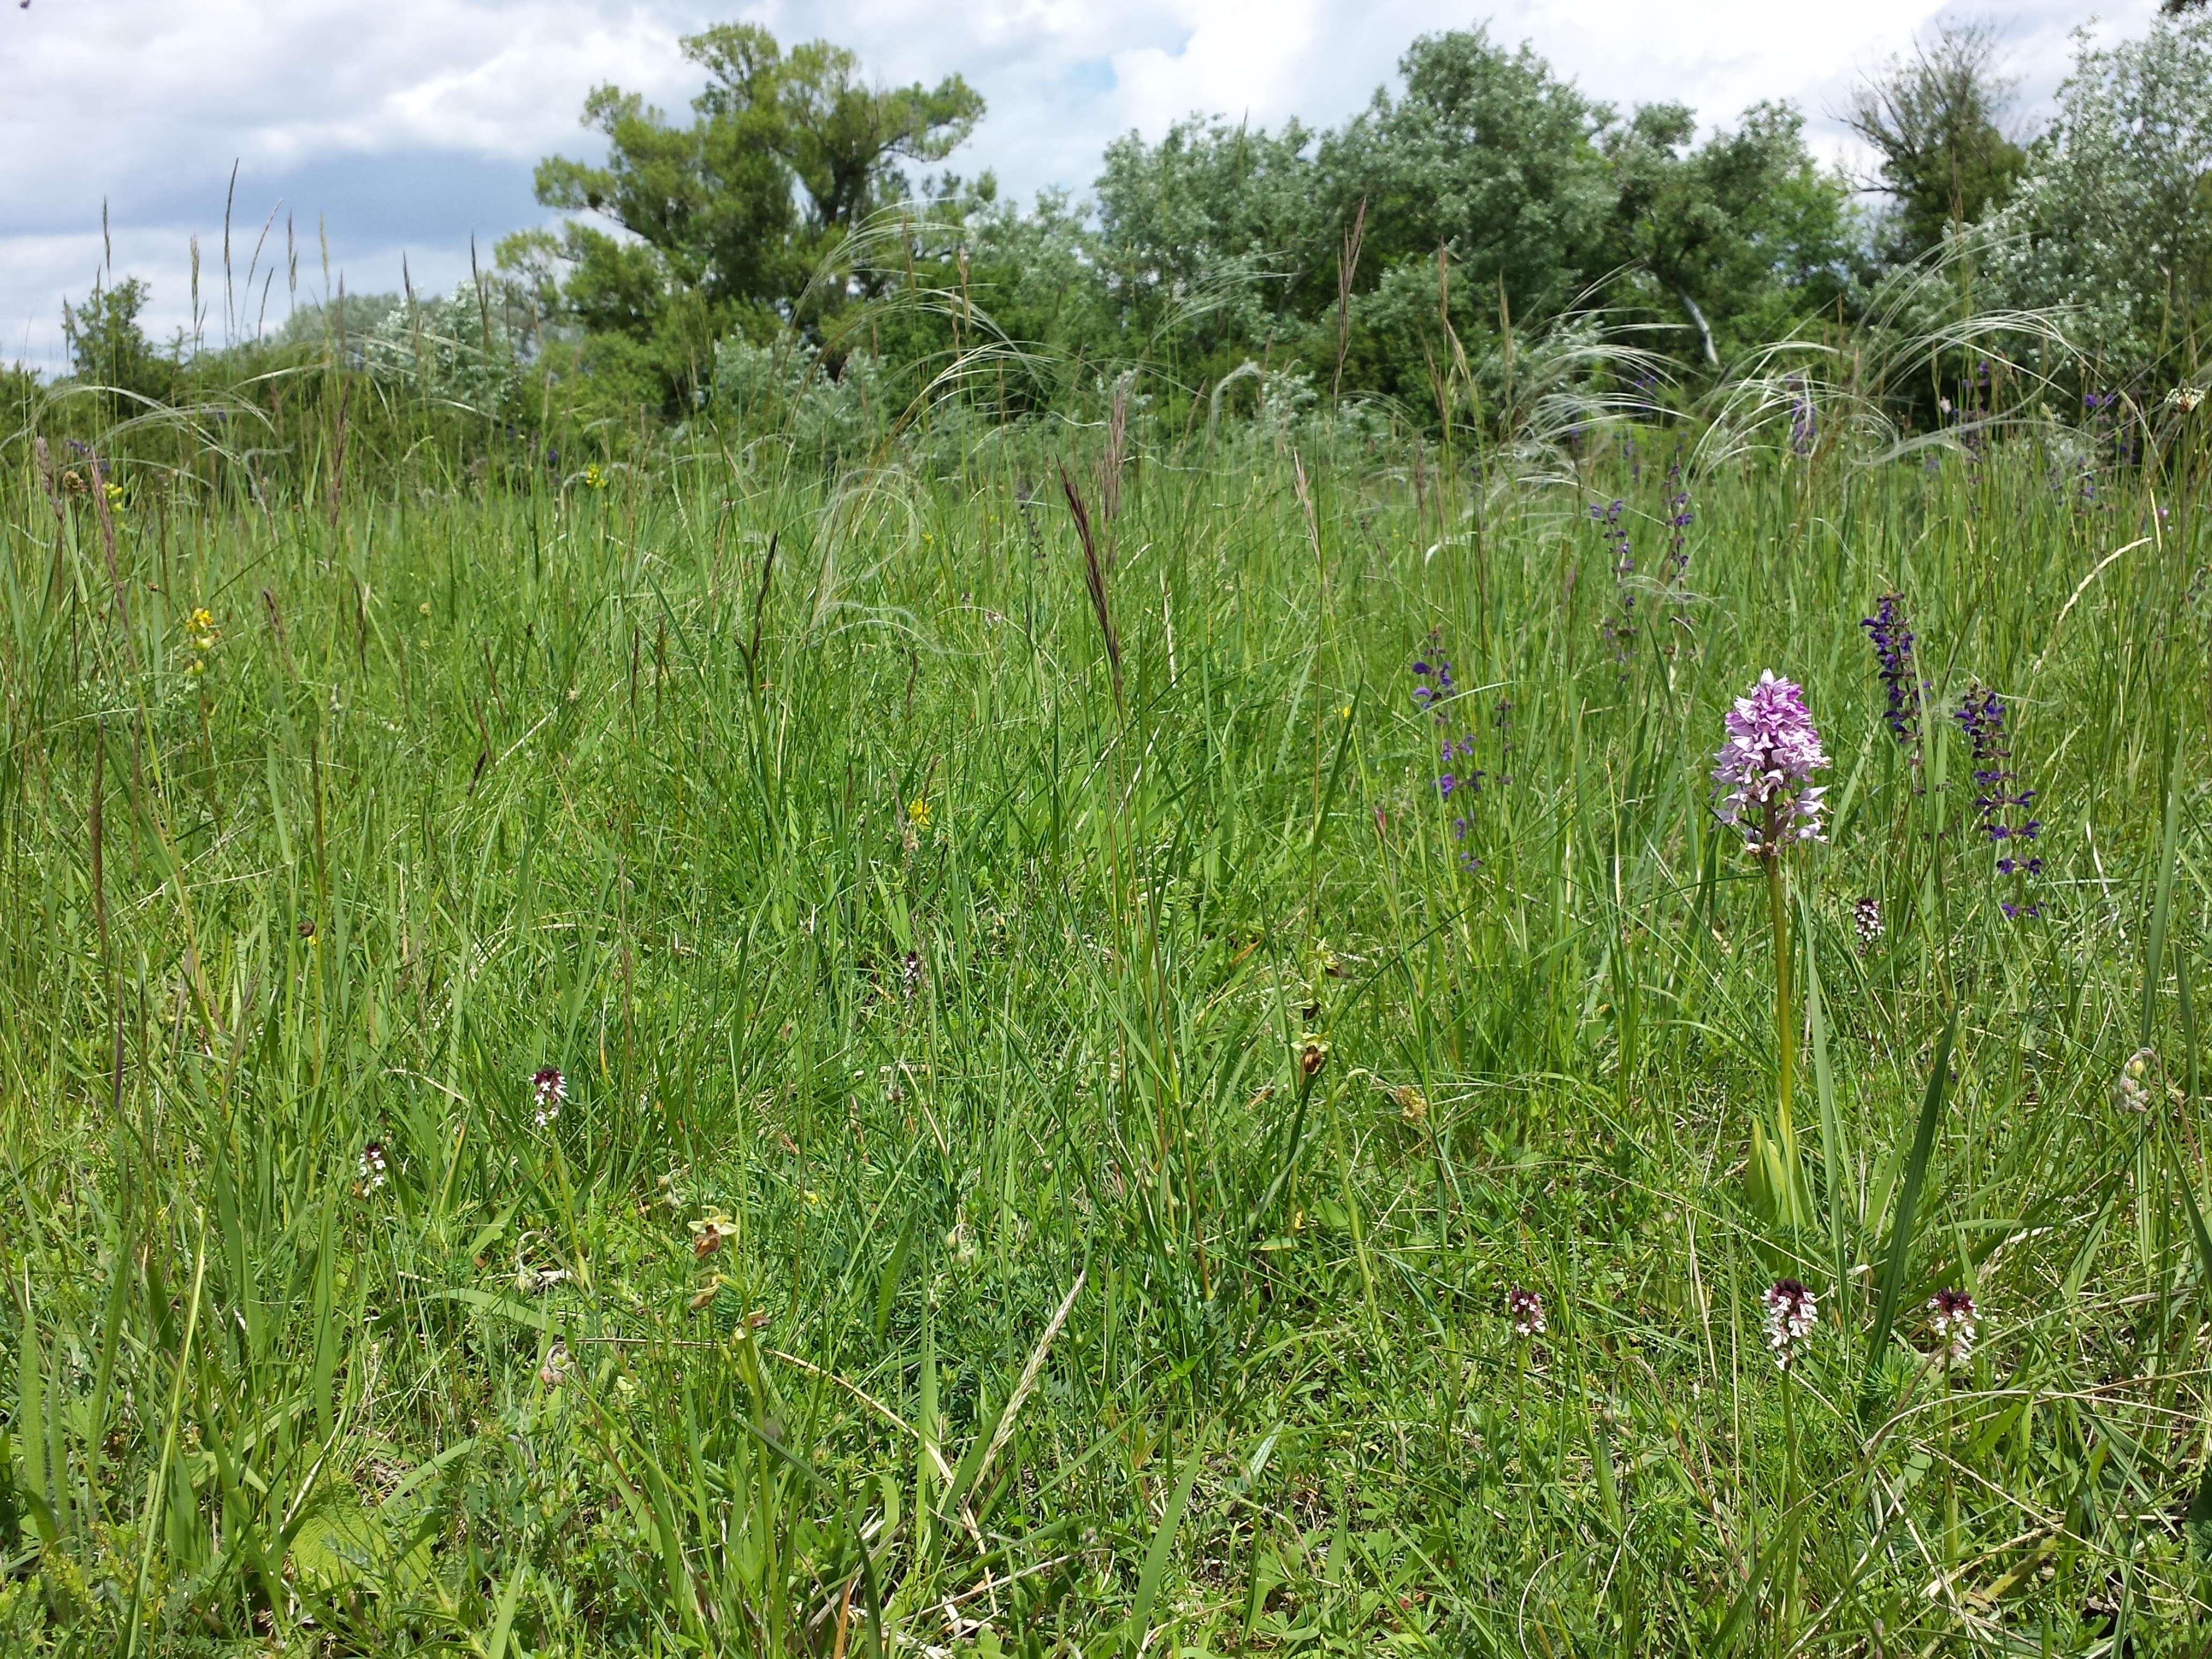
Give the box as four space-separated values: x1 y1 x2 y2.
1506 1286 1546 1338
1762 1279 1818 1371
1927 1288 1977 1370
532 1065 567 1127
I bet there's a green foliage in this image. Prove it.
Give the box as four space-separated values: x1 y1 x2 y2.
61 277 176 413
1605 102 1866 368
1094 114 1329 368
1333 28 1617 327
363 281 520 413
713 334 893 457
1984 14 2212 383
3 369 2212 1649
27 9 2212 473
274 290 407 354
1094 27 1859 409
1845 24 2029 264
511 23 984 414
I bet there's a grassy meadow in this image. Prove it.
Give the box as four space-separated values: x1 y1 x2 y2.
2 420 2210 1654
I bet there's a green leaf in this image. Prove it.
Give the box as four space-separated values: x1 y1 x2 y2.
873 1206 918 1342
481 1560 527 1659
1125 1439 1204 1652
1862 1013 1954 1413
1799 884 1850 1294
2143 740 2182 1051
423 1287 552 1330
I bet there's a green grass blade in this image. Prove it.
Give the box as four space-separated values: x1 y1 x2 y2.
1125 1440 1204 1653
2143 739 2181 1051
1861 1014 1954 1413
1800 884 1849 1294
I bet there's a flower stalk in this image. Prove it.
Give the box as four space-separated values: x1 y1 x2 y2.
1715 672 1829 1228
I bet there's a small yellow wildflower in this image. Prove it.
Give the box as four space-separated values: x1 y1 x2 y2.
104 481 125 509
582 463 608 490
907 796 932 831
803 1189 825 1209
188 607 214 633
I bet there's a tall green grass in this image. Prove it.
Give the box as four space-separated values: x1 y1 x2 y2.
1 420 2209 1654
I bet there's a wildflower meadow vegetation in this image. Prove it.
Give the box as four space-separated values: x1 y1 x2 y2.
4 354 2212 1656
8 8 2212 1651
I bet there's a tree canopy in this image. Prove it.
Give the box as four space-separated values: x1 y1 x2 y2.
46 11 2212 440
500 24 984 412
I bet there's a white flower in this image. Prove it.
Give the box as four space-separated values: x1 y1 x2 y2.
1928 1289 1978 1370
1506 1286 1546 1338
1762 1279 1818 1371
532 1066 567 1127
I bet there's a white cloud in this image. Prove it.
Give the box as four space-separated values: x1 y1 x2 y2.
2 0 2168 368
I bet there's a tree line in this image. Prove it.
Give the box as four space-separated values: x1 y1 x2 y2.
18 11 2212 462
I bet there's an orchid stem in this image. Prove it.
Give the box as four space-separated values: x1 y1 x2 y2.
1767 851 1799 1220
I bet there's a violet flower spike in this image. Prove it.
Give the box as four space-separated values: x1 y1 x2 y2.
1713 672 1830 855
1859 593 1921 747
1663 453 1692 585
1953 684 2042 920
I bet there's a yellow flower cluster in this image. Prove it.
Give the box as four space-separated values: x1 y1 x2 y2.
184 606 218 675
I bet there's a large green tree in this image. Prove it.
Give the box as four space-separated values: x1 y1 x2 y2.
1604 102 1862 367
1094 27 1860 404
1845 24 2027 264
62 277 175 410
1094 116 1327 363
1095 29 1620 401
1325 29 1616 327
1984 14 2212 380
506 24 983 412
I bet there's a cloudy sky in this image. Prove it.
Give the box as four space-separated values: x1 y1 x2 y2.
2 0 2165 369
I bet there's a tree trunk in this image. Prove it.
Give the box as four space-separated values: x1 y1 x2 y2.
1667 279 1719 370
